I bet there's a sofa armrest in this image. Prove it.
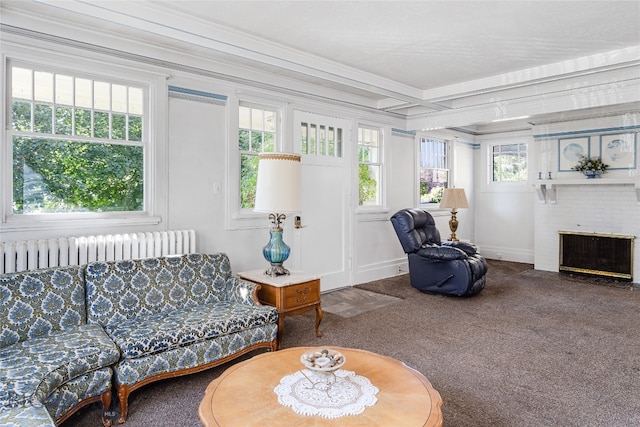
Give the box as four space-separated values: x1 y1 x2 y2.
226 277 262 305
417 244 467 261
441 241 478 256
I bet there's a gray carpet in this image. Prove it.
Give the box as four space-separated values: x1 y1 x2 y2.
65 260 640 426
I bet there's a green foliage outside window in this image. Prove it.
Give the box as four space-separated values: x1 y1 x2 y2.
493 144 527 182
13 137 143 214
359 164 377 205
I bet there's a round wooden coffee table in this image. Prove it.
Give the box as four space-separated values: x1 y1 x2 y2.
199 346 443 426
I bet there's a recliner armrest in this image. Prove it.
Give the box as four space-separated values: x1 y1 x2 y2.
417 244 467 261
441 241 478 256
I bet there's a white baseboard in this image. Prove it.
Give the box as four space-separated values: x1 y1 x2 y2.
354 258 408 285
480 245 534 264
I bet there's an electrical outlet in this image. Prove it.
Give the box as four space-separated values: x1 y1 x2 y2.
396 265 402 273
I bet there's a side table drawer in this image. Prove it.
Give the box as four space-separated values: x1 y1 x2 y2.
282 280 320 309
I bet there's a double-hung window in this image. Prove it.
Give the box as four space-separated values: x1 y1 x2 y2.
492 143 527 182
238 103 277 209
419 137 449 205
8 64 146 217
357 125 382 207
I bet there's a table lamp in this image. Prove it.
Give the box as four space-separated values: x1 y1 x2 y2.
439 188 468 241
254 153 301 276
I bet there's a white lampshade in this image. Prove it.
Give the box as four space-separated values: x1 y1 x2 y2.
254 153 301 213
439 188 469 210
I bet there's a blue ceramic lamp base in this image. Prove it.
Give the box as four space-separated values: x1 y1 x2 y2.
263 227 291 277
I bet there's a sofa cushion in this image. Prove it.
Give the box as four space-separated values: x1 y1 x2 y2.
85 253 234 328
0 405 55 427
0 323 119 408
0 266 86 348
106 301 279 359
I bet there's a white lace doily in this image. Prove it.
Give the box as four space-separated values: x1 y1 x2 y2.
274 369 378 419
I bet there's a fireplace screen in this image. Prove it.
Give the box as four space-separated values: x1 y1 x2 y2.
559 231 634 280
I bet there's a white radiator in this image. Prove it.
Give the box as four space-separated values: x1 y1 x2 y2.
0 230 196 274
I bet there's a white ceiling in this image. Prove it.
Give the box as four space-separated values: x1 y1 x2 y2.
2 0 639 130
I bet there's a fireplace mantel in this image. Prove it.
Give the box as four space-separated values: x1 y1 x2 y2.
534 178 640 204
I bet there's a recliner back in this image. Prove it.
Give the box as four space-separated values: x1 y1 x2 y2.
390 208 442 254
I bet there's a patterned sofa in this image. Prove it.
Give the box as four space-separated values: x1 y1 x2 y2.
0 266 120 427
1 253 279 426
84 253 279 424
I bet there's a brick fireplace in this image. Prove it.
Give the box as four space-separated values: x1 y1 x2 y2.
534 181 640 284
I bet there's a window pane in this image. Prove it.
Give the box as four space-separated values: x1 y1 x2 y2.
239 106 251 129
128 87 143 114
328 127 335 156
264 110 275 132
75 78 92 108
240 153 259 209
309 124 317 155
251 131 263 152
251 108 263 131
55 75 74 105
420 169 447 204
239 129 250 151
319 125 326 155
34 71 53 103
12 101 31 131
301 123 308 154
112 114 126 140
94 81 110 110
55 107 73 135
359 164 380 206
13 136 143 213
112 84 127 113
336 128 342 157
264 132 275 152
12 67 32 100
94 112 110 139
74 109 92 137
34 104 52 133
128 115 142 141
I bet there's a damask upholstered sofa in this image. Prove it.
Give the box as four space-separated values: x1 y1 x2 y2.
1 253 279 426
0 266 120 427
84 253 279 424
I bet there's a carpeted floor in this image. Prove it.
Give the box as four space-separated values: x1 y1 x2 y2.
65 260 640 426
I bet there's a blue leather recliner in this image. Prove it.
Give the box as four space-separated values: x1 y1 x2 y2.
390 208 487 296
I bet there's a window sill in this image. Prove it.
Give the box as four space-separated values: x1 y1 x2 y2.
1 215 162 233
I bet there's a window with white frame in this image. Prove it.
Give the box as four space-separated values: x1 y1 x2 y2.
357 125 382 206
491 143 528 182
238 103 277 209
8 64 146 215
419 137 449 205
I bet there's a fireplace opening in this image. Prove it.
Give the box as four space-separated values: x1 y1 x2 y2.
559 231 634 281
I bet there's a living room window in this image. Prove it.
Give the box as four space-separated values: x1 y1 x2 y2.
239 103 277 209
7 64 147 217
419 137 449 205
492 143 528 182
357 125 382 207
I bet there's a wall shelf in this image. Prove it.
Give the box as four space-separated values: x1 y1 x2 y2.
533 178 640 204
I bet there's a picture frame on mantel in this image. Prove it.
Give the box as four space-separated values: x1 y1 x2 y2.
558 136 589 172
600 132 637 170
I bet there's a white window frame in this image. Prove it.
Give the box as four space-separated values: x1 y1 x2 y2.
478 132 533 193
416 134 451 210
491 142 528 183
226 95 286 230
1 46 167 233
356 124 385 211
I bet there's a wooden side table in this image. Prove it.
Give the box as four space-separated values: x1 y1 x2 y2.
237 270 323 349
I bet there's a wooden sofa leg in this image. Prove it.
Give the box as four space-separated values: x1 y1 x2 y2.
117 385 130 424
101 390 113 427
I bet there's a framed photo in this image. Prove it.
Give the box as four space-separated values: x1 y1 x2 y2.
558 136 589 172
600 132 637 170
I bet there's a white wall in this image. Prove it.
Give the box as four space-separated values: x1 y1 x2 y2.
473 132 536 263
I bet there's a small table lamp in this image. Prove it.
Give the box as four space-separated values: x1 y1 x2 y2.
254 153 301 276
439 188 469 241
